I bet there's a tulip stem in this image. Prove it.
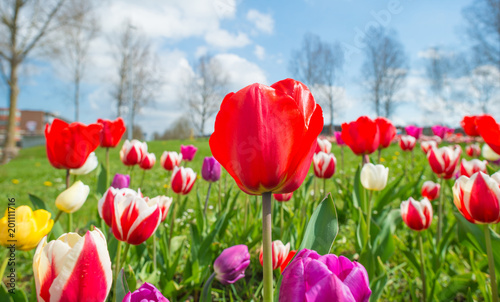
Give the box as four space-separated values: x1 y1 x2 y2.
437 178 444 244
418 232 426 302
53 210 63 225
280 202 284 239
168 195 179 250
340 146 345 180
140 169 146 189
377 149 381 163
67 213 73 232
323 178 326 196
153 234 157 273
218 179 221 211
366 190 373 247
120 243 130 275
114 241 123 284
203 183 212 217
484 225 499 302
65 169 70 189
262 192 273 302
0 251 8 281
106 148 110 186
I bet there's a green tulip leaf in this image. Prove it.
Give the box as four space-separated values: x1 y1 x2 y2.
115 268 130 302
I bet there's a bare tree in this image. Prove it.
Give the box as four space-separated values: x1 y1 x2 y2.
0 0 80 163
110 22 163 139
56 0 99 122
181 54 229 136
289 33 344 133
361 27 407 118
423 47 454 112
462 0 500 68
467 64 500 113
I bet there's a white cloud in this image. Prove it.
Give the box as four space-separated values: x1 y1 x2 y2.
246 9 274 34
204 29 251 49
214 53 267 90
254 45 265 60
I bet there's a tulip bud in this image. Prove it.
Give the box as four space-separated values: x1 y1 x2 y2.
273 192 293 202
202 156 221 182
120 139 147 166
315 138 332 154
360 163 389 191
334 131 345 146
466 143 481 157
180 144 198 162
420 141 437 154
421 181 440 201
123 282 169 302
259 240 291 270
33 228 112 302
70 152 98 175
140 152 156 170
427 146 461 179
460 159 488 177
55 181 90 214
453 172 500 224
151 195 173 222
111 174 130 189
214 245 250 285
0 206 53 251
399 135 416 151
482 144 500 161
401 197 433 231
171 166 197 195
160 151 182 171
279 249 371 302
313 151 336 179
111 194 161 245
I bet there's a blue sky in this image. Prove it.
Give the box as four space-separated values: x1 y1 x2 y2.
1 0 486 137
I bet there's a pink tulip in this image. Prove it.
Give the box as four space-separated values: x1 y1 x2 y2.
180 145 198 162
401 197 433 231
399 135 416 151
460 159 488 178
160 151 182 171
120 140 147 166
315 138 332 154
259 240 291 270
405 125 423 139
334 131 345 146
171 166 197 195
313 151 336 179
421 181 440 201
33 228 112 302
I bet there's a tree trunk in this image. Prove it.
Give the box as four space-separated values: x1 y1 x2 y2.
74 75 80 122
329 95 334 135
2 61 20 164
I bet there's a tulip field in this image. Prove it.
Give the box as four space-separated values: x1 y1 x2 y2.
1 79 500 302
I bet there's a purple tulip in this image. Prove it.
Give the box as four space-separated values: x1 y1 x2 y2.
334 131 345 146
405 125 423 139
213 244 250 285
202 157 221 182
123 282 169 302
180 145 198 162
280 249 371 302
111 173 130 189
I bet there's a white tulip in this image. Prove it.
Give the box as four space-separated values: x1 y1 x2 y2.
360 163 389 191
70 152 98 175
55 181 90 213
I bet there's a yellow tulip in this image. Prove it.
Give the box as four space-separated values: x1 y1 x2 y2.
0 206 54 251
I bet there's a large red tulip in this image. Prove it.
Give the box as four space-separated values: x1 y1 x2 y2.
375 117 396 149
209 78 323 195
341 116 380 156
97 118 126 148
453 172 500 224
460 115 480 137
45 119 102 169
476 115 500 155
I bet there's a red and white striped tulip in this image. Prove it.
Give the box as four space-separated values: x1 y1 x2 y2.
313 151 336 179
399 135 416 151
460 159 488 178
453 172 500 224
315 138 332 154
33 228 112 302
98 187 141 228
401 197 433 231
421 141 437 154
482 144 500 161
427 146 461 179
259 240 290 270
120 140 147 166
171 166 197 195
111 194 161 245
160 151 182 171
139 152 156 170
465 144 481 157
421 181 440 201
151 195 173 222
